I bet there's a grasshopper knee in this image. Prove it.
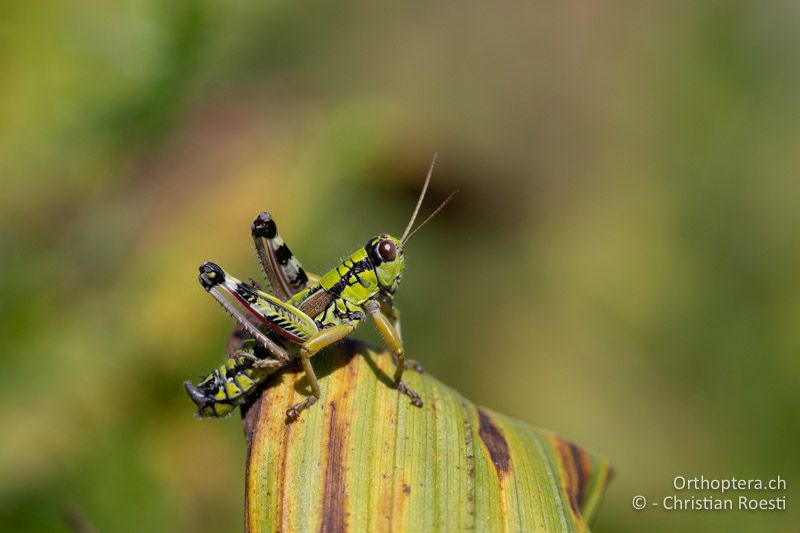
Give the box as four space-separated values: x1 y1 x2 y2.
251 212 277 239
198 261 225 290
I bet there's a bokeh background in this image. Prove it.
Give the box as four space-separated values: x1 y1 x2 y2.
1 1 798 531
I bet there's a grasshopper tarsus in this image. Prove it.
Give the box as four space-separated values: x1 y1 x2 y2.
286 396 318 422
397 381 423 408
253 358 283 369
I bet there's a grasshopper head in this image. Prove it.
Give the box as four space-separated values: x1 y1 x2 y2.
366 235 405 293
366 154 457 294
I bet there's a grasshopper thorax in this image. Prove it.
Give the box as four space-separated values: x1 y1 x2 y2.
366 234 405 294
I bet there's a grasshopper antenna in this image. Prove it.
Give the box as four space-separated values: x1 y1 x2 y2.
400 189 458 247
401 153 438 243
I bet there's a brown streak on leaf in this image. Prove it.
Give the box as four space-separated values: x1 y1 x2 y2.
460 400 477 528
551 436 586 525
321 402 348 533
241 395 262 531
569 441 591 509
276 376 295 531
476 408 511 479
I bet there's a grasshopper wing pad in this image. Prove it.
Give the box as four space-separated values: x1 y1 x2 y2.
251 212 309 299
221 276 318 344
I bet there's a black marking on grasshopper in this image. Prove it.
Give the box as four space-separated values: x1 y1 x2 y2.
251 212 278 239
198 261 225 290
327 259 373 297
275 244 292 265
366 239 384 266
293 268 309 285
236 284 258 304
332 300 366 323
251 211 309 299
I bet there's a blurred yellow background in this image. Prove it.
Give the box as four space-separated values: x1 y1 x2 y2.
1 1 798 531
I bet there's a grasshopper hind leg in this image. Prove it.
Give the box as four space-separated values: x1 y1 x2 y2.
251 212 311 300
198 261 290 364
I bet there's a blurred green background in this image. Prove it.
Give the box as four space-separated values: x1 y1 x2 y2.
1 1 798 531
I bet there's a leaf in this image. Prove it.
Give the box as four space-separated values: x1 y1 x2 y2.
241 340 613 532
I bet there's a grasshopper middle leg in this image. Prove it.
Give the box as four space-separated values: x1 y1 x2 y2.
286 322 358 421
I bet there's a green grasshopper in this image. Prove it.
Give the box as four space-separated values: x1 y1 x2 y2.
184 155 457 421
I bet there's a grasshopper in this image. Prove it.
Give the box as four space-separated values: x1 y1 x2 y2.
184 155 457 421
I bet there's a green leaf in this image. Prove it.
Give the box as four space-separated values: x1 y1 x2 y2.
242 340 612 532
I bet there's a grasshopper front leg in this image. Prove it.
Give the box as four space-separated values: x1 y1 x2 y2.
286 322 358 421
366 300 423 407
378 295 424 374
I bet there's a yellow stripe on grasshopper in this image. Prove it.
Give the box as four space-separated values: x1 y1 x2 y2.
235 373 256 392
225 381 243 400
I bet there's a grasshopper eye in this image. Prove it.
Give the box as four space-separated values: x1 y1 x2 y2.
378 239 397 262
